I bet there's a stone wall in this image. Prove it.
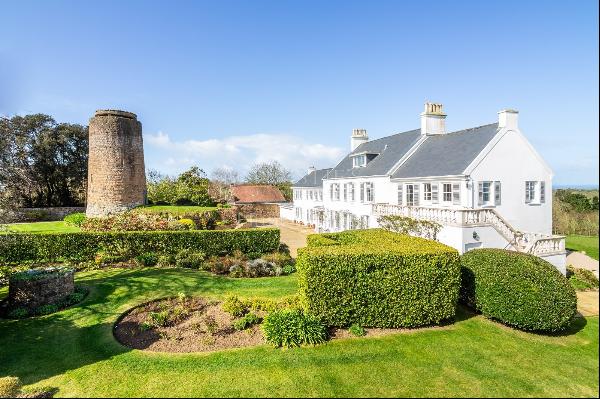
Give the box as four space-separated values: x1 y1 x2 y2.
8 271 75 311
0 207 85 223
86 110 146 217
236 203 281 218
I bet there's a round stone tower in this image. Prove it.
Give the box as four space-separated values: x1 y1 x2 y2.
86 109 146 217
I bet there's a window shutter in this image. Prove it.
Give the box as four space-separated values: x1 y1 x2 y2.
360 183 365 202
478 182 483 206
432 183 439 204
452 183 460 205
525 182 530 203
397 184 403 205
413 184 420 206
540 181 546 203
494 181 501 205
371 183 375 202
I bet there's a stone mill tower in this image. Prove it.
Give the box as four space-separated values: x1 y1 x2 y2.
86 110 146 217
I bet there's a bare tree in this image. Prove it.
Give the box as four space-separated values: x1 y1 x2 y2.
245 161 292 185
211 167 240 185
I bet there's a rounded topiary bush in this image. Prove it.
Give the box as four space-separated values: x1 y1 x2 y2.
461 249 577 332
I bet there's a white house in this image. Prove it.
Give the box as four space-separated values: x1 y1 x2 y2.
283 102 566 273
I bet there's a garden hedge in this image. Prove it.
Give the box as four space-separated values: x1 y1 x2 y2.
460 249 577 331
296 229 461 328
0 228 280 264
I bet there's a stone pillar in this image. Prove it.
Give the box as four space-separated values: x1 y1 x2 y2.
86 110 146 217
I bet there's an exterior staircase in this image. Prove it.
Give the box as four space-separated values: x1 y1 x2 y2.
372 204 565 257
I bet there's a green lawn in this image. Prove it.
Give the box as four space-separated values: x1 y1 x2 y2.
1 221 80 234
566 235 599 260
0 268 597 397
133 205 219 214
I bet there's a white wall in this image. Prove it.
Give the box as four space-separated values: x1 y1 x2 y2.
469 129 553 234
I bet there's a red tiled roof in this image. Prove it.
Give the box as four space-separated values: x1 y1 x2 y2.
231 185 286 204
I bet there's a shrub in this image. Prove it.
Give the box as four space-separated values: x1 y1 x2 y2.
178 218 196 230
135 252 159 267
297 229 461 328
222 295 247 317
148 310 171 327
0 376 22 398
64 212 86 227
0 228 280 264
461 249 577 331
262 309 328 347
567 265 599 291
7 307 29 319
175 249 206 269
233 312 261 331
349 324 366 337
35 303 59 315
378 215 442 240
157 254 176 267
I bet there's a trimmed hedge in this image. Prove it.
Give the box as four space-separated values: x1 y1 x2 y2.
461 249 577 331
297 229 461 328
0 228 280 264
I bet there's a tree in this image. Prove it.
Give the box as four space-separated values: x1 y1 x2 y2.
244 161 293 201
146 167 215 206
211 167 240 185
245 161 292 185
0 114 88 208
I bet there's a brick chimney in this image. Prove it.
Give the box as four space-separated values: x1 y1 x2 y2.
420 102 446 135
498 109 519 130
351 128 368 151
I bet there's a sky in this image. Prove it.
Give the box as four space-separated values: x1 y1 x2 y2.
1 0 598 185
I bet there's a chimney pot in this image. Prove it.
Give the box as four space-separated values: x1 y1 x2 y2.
350 128 369 151
420 102 447 135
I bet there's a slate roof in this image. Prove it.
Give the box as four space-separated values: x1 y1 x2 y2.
327 129 422 178
231 185 286 203
391 123 499 178
294 168 332 188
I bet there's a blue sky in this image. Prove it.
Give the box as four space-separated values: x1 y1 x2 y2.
1 0 598 185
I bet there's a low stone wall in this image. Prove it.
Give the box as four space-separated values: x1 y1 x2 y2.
236 203 281 218
0 207 85 223
8 271 75 311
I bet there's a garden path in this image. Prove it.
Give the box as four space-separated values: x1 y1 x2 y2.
567 251 599 278
247 218 313 258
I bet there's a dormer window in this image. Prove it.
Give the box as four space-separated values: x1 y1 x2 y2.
353 154 367 168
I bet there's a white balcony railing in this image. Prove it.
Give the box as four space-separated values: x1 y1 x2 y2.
372 203 565 256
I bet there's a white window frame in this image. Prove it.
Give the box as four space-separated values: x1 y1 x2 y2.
406 183 419 206
333 184 340 201
431 183 439 204
443 183 452 203
343 183 348 201
525 181 536 203
423 183 432 202
352 154 367 168
494 181 501 206
349 183 355 202
365 182 374 203
397 184 403 205
452 183 461 205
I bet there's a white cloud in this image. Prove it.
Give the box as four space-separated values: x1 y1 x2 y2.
144 131 345 179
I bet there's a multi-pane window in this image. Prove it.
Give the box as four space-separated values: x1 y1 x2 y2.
343 184 348 201
494 181 501 205
318 190 323 201
406 184 419 206
481 181 491 203
525 181 536 203
365 182 374 202
360 215 369 229
443 183 452 202
353 155 366 168
360 183 365 202
349 183 355 201
295 207 302 219
423 183 432 201
333 184 340 201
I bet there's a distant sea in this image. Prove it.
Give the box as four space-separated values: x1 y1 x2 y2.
554 184 599 190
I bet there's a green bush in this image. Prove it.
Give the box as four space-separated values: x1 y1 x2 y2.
64 212 86 227
0 376 22 398
135 252 159 267
157 254 176 268
461 249 577 331
567 265 599 291
222 295 247 317
348 324 366 337
262 309 328 347
0 228 280 265
297 229 461 328
178 218 196 230
233 312 261 331
175 249 206 269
